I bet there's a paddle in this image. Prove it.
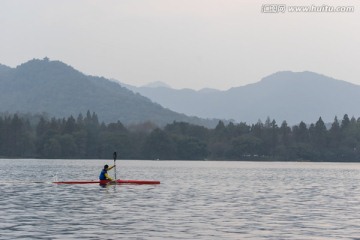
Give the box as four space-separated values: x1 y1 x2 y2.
113 151 117 180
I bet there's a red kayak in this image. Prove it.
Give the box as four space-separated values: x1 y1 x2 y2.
53 179 160 185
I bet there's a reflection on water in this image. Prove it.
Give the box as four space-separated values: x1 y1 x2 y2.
0 159 360 239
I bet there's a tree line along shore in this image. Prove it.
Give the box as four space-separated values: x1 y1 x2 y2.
0 111 359 162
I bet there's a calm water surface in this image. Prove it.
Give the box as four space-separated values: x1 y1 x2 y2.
0 159 360 239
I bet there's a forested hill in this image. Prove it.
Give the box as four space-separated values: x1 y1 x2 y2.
0 58 219 127
126 71 360 124
0 64 12 74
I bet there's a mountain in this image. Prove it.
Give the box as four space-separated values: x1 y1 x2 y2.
0 58 220 127
125 71 360 124
0 63 12 72
142 81 172 88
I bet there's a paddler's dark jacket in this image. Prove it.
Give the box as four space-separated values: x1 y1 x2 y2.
99 165 115 181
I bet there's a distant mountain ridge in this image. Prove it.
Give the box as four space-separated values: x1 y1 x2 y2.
0 63 12 72
124 71 360 124
0 58 220 127
2 58 357 126
142 81 172 88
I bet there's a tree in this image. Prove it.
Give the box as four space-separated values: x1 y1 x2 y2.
341 114 350 130
142 129 176 160
58 134 77 158
98 122 132 159
229 134 263 159
251 120 264 139
312 117 328 148
63 116 77 134
84 111 101 158
262 118 278 156
43 137 61 158
279 121 291 147
329 116 341 148
174 136 207 160
213 120 227 139
293 121 309 143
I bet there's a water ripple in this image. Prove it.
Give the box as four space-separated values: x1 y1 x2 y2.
1 160 360 239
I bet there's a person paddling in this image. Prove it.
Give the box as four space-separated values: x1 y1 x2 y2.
99 164 116 181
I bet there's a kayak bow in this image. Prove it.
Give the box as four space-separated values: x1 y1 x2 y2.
53 179 160 185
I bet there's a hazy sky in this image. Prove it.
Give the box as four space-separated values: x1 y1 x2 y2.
0 0 359 90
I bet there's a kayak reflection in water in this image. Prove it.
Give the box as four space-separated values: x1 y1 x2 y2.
99 164 116 181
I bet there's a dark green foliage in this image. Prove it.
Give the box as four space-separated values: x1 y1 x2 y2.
1 112 360 161
229 135 263 159
142 129 176 160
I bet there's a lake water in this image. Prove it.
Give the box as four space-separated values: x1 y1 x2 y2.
0 159 360 240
